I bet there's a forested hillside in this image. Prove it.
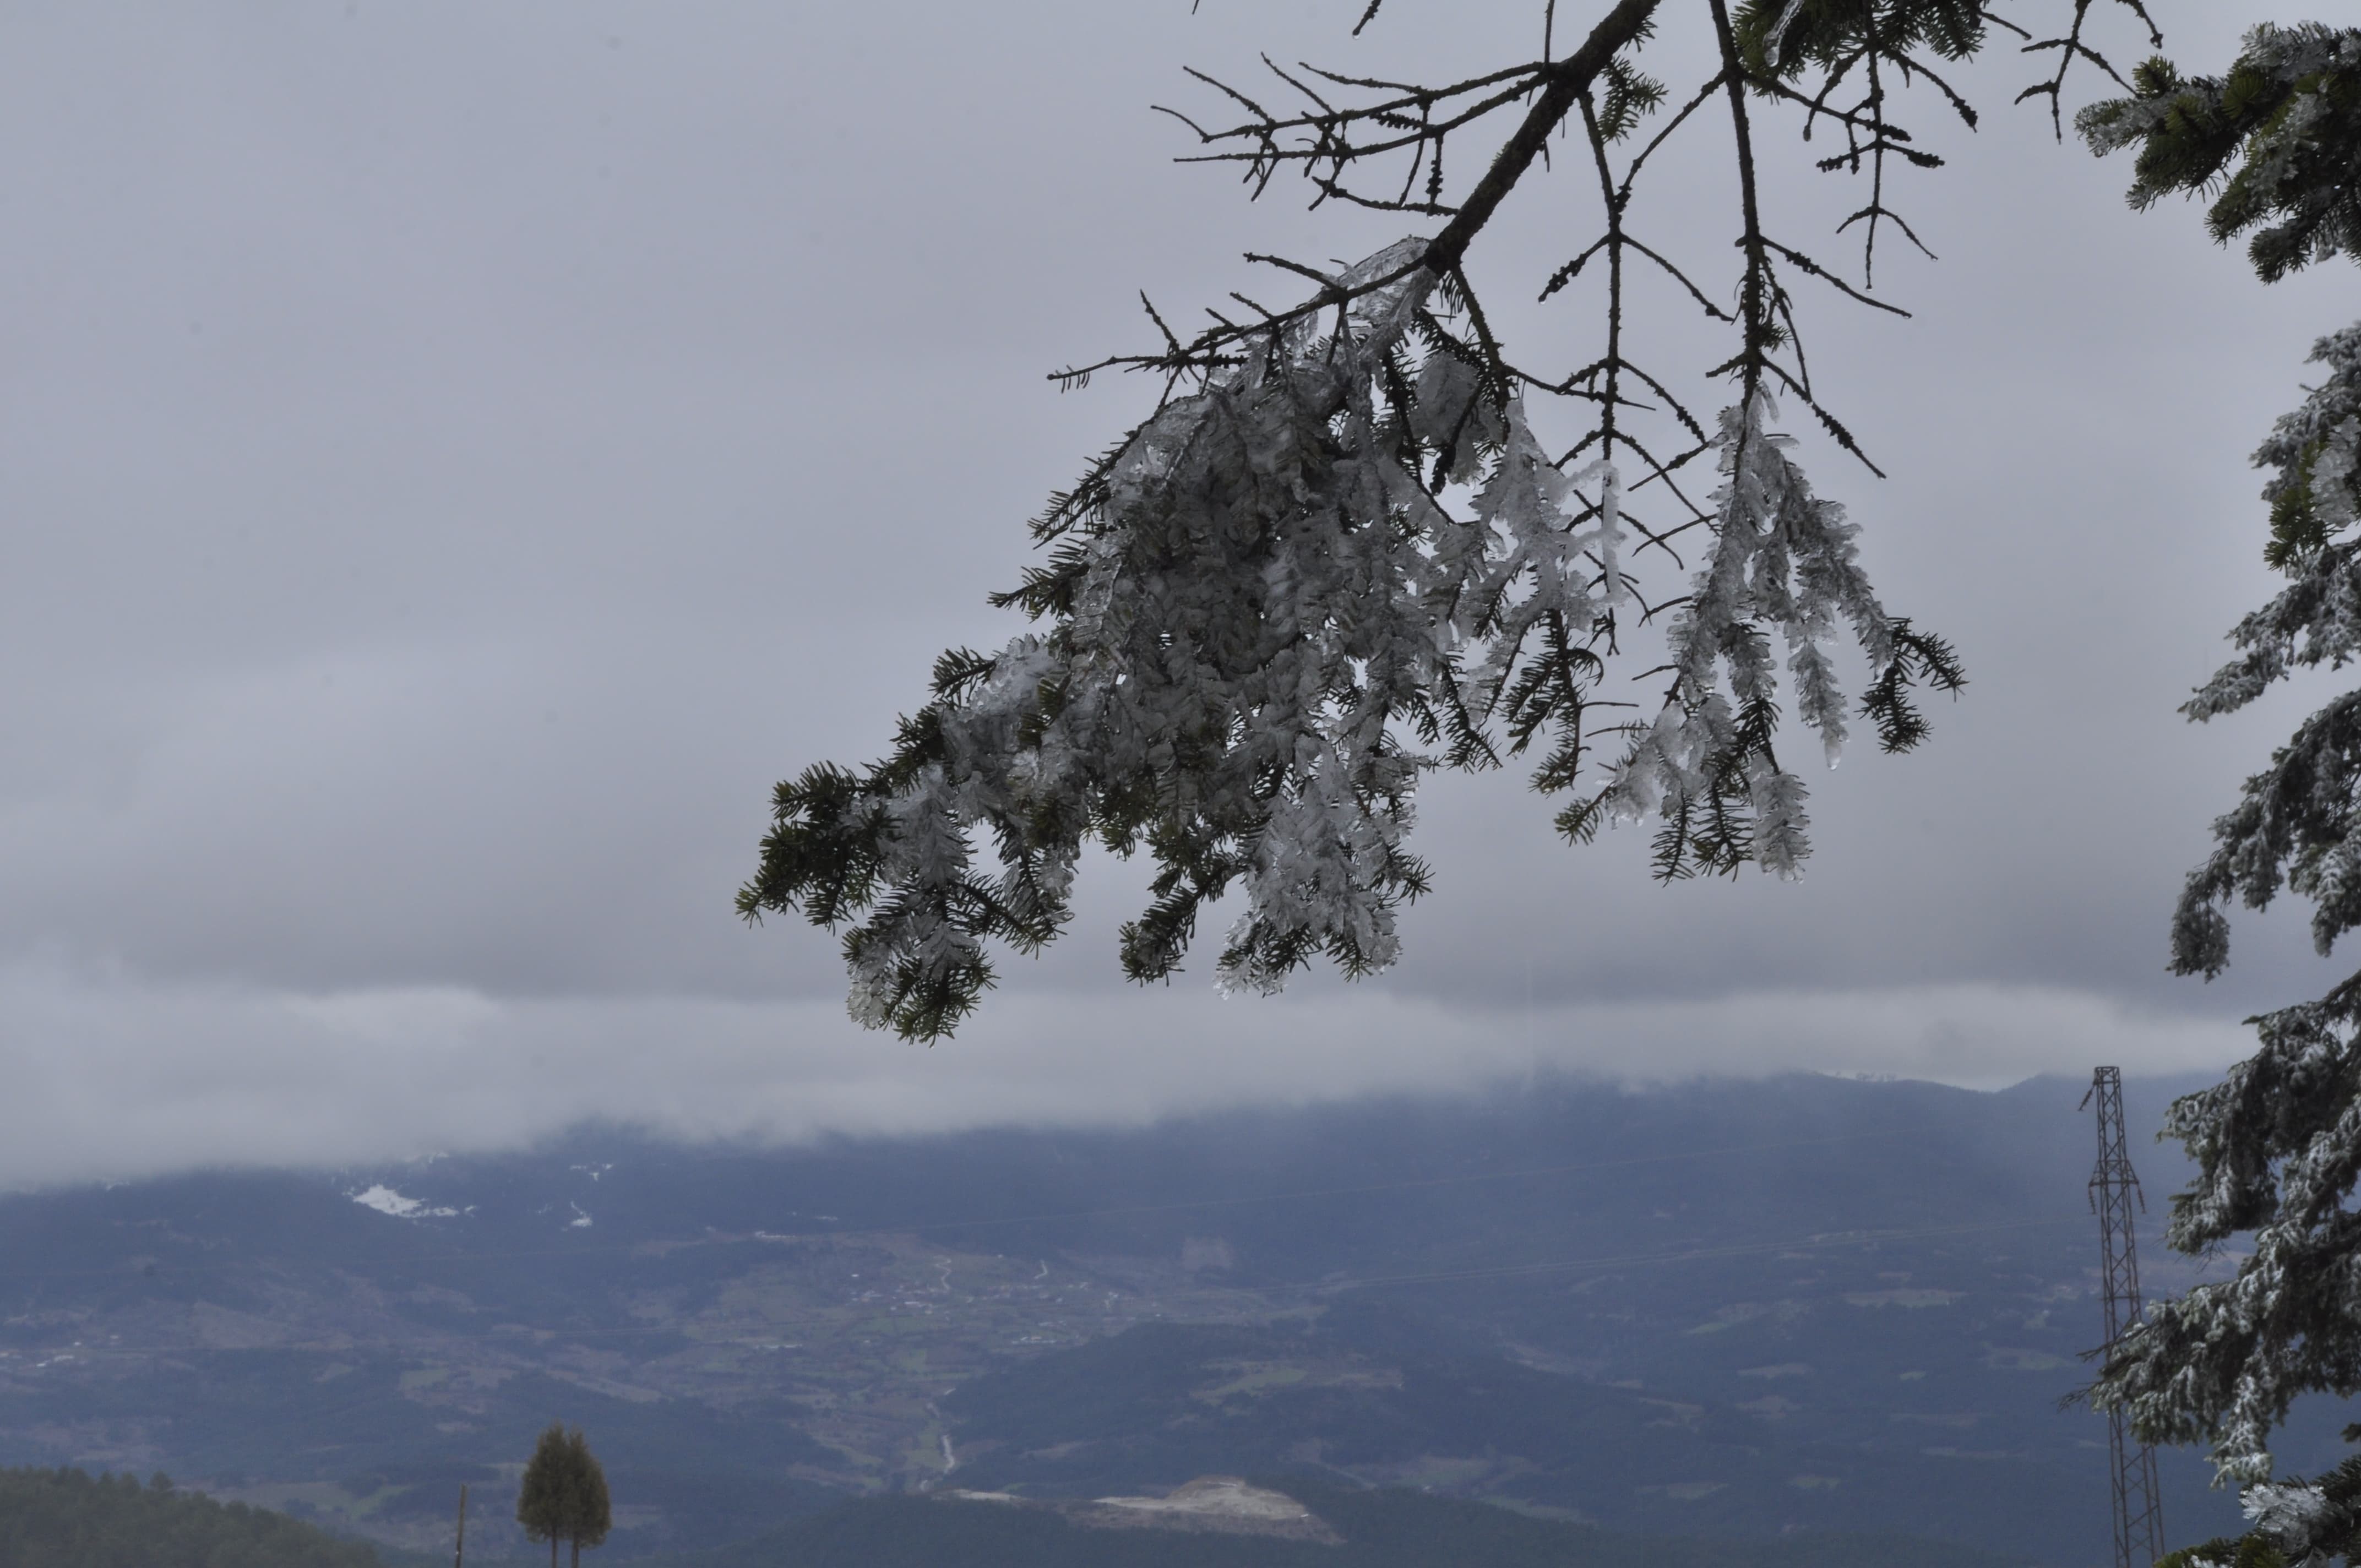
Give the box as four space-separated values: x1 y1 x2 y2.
0 1467 380 1568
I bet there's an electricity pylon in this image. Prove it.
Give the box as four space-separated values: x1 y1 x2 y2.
2084 1065 2166 1568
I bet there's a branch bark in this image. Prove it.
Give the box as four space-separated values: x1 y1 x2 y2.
1421 0 1665 276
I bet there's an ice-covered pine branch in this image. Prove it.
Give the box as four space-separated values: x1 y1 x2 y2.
2078 24 2361 287
2069 21 2361 1497
2091 324 2361 1487
2166 324 2361 984
2096 981 2361 1487
1593 393 1962 879
2153 1451 2361 1568
738 241 1957 1041
733 0 2131 1041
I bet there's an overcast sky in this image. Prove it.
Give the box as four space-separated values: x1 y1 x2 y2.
0 1 2339 1188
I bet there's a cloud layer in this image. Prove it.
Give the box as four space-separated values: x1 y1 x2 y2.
0 954 2243 1190
0 2 2327 1184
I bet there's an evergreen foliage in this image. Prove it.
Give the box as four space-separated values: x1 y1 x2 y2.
2157 1445 2361 1568
2166 325 2361 986
2079 25 2361 285
516 1423 611 1568
0 1466 380 1568
516 1422 572 1568
2074 11 2361 1525
737 0 2201 1039
561 1428 612 1568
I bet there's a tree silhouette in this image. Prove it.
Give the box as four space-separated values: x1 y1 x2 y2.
561 1429 611 1568
514 1424 571 1568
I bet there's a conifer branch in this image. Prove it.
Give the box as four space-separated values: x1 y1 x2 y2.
750 0 2177 1032
2016 0 2159 137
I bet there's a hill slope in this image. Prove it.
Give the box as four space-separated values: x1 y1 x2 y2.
0 1467 382 1568
0 1072 2293 1562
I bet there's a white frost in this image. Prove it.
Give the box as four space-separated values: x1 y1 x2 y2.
814 242 1921 1023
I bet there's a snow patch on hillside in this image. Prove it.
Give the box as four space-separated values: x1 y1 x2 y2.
351 1184 456 1219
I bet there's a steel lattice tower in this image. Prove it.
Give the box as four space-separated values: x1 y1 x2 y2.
2084 1066 2166 1568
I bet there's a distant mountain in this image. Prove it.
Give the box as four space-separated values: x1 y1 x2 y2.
0 1072 2315 1564
0 1466 382 1568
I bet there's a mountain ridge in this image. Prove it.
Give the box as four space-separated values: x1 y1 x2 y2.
0 1070 2290 1565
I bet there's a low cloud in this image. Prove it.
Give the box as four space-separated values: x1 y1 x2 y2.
0 956 2244 1191
0 4 2324 1192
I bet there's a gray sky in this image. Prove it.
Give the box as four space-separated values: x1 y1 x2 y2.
0 1 2337 1188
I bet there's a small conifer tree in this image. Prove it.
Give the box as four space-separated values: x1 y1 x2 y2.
514 1423 570 1568
561 1429 610 1568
